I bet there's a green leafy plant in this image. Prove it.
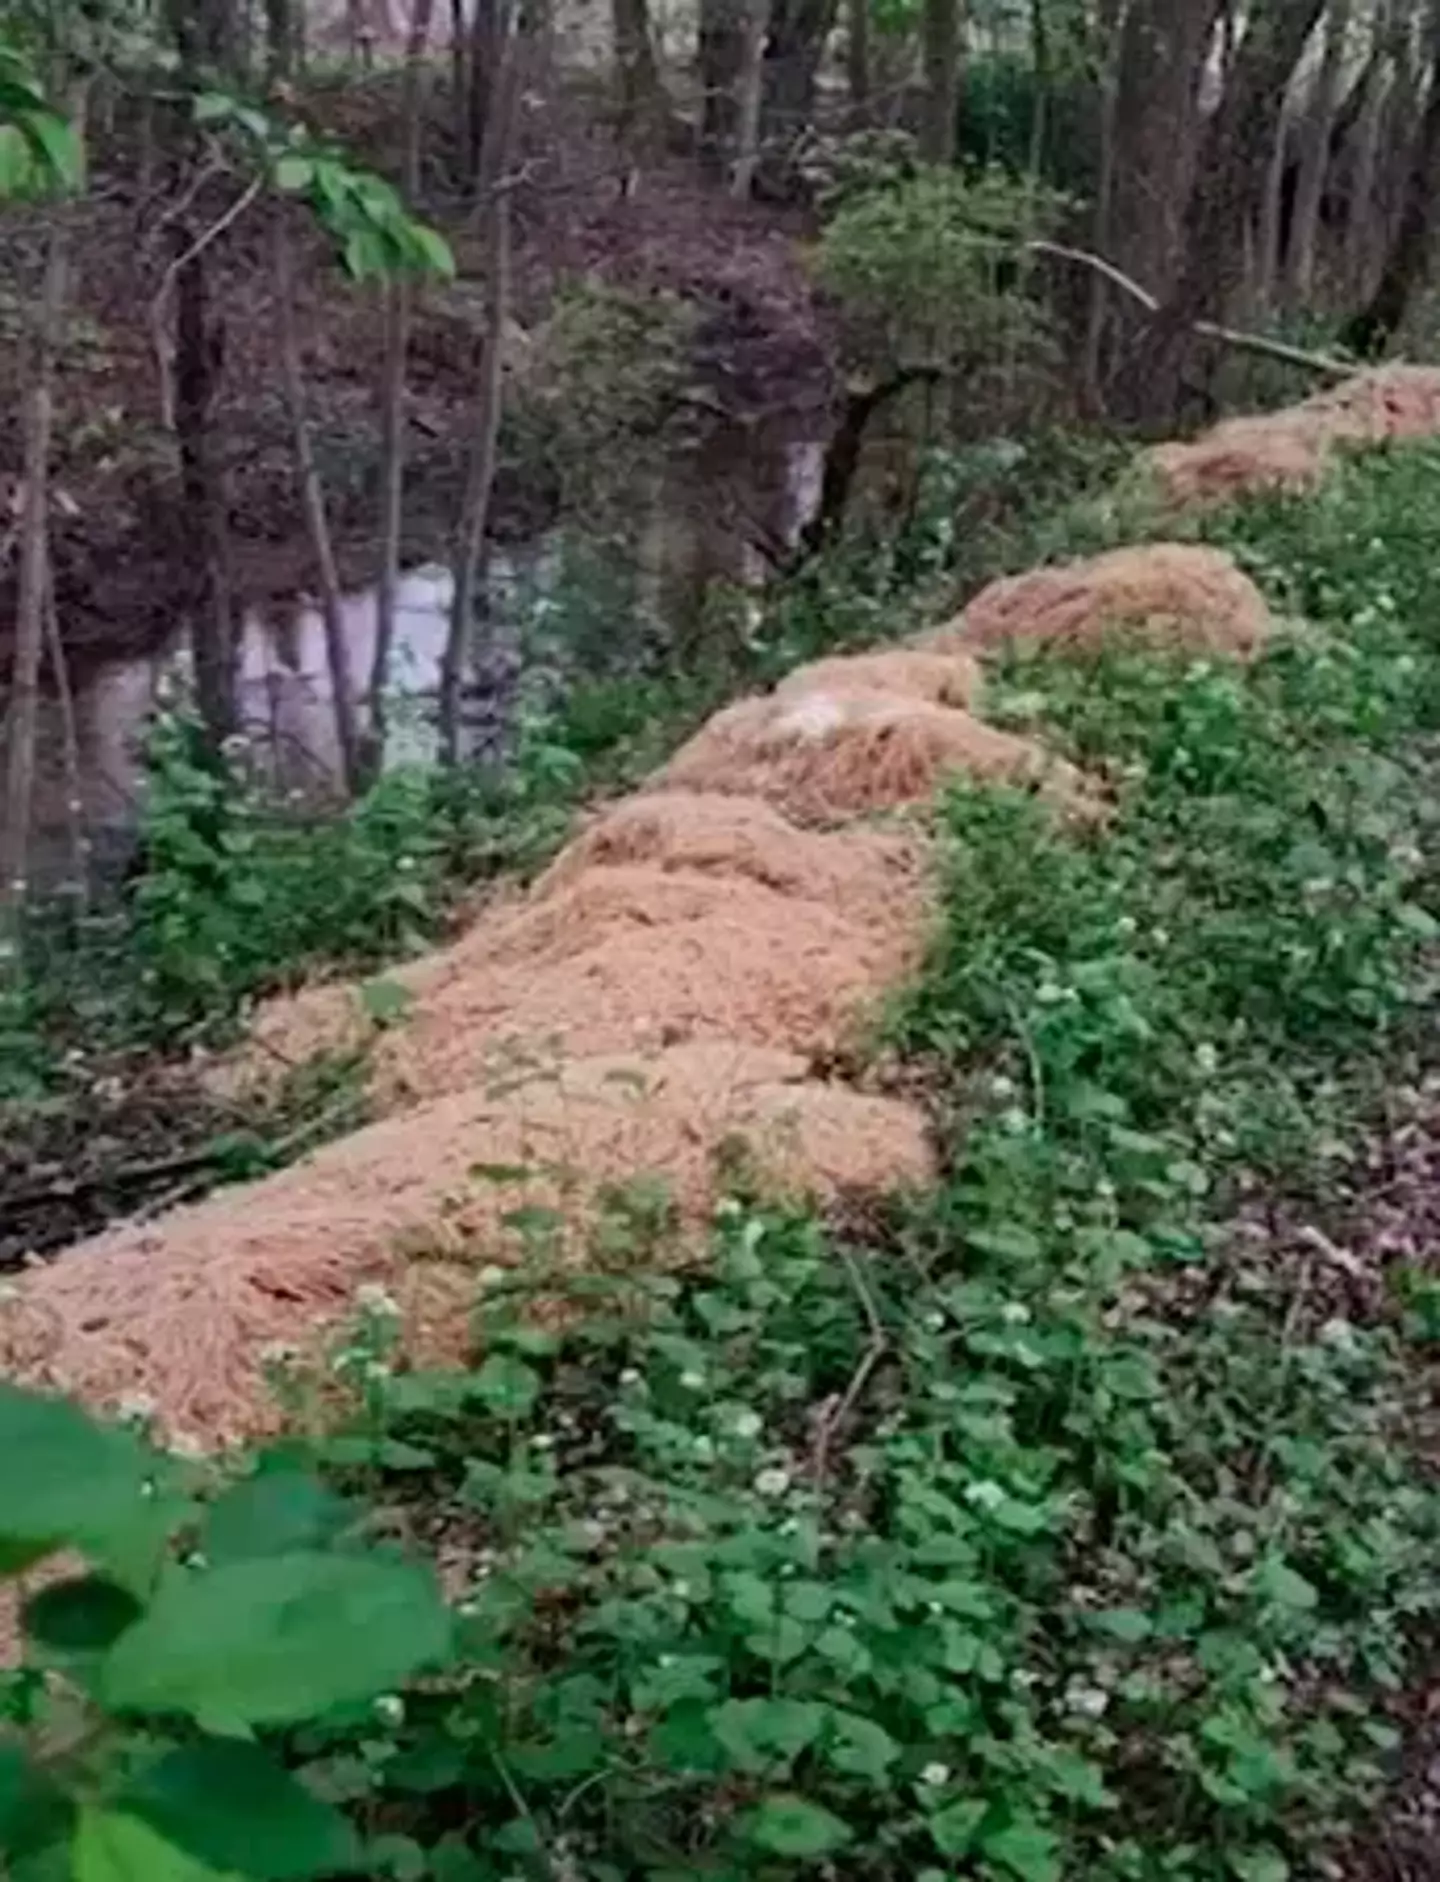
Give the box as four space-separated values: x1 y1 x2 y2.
0 1384 451 1880
0 45 83 199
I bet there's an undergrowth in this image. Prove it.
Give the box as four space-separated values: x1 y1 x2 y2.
8 449 1440 1880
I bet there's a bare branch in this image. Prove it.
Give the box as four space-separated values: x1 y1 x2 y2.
1023 238 1356 380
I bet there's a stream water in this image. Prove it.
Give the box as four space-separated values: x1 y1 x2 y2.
22 436 825 893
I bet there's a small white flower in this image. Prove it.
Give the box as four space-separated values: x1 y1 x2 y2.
364 1359 391 1381
531 1433 555 1450
475 1265 507 1289
1194 1043 1218 1075
731 1410 763 1440
1036 981 1064 1005
1000 1301 1031 1325
922 1310 945 1332
619 1368 641 1386
672 1579 691 1600
964 1480 1005 1512
373 1694 405 1728
680 1370 705 1391
990 1073 1016 1100
1116 914 1137 938
753 1466 791 1498
356 1283 399 1317
920 1762 951 1787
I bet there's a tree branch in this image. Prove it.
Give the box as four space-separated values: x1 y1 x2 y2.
1023 238 1356 380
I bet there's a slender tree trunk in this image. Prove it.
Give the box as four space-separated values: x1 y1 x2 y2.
1 220 68 965
919 0 959 165
613 0 664 139
760 0 837 144
43 556 88 911
442 9 517 765
172 234 238 750
1341 26 1440 354
1340 1 1396 299
369 0 435 784
1081 0 1123 412
1117 0 1328 424
1255 110 1292 312
845 0 869 122
1287 0 1353 307
272 213 361 797
699 0 745 167
731 0 768 196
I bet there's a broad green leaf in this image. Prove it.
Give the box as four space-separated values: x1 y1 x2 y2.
742 1795 852 1858
0 1741 74 1861
273 154 315 193
1089 1607 1152 1643
201 1470 357 1566
72 1808 233 1882
929 1797 986 1857
120 1739 361 1879
1229 1851 1289 1882
711 1698 823 1773
342 228 388 280
1253 1558 1317 1613
22 1574 142 1654
471 1354 540 1420
192 92 236 124
980 1817 1061 1882
824 1709 898 1780
18 110 82 192
409 225 455 279
100 1550 452 1724
0 1384 172 1572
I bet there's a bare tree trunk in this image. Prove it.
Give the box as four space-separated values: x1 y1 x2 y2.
272 213 361 797
613 0 664 139
1107 0 1225 308
845 0 869 122
442 10 517 766
1081 0 1123 411
1255 110 1292 312
1342 8 1396 299
731 0 768 196
1117 0 1328 423
1 220 68 965
699 0 745 167
1341 17 1440 354
760 0 837 145
919 0 959 165
369 0 435 785
43 557 88 911
1287 0 1353 306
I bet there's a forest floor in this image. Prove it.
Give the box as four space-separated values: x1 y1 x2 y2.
8 377 1440 1874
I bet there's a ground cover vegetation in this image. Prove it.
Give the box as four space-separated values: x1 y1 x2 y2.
6 436 1440 1881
